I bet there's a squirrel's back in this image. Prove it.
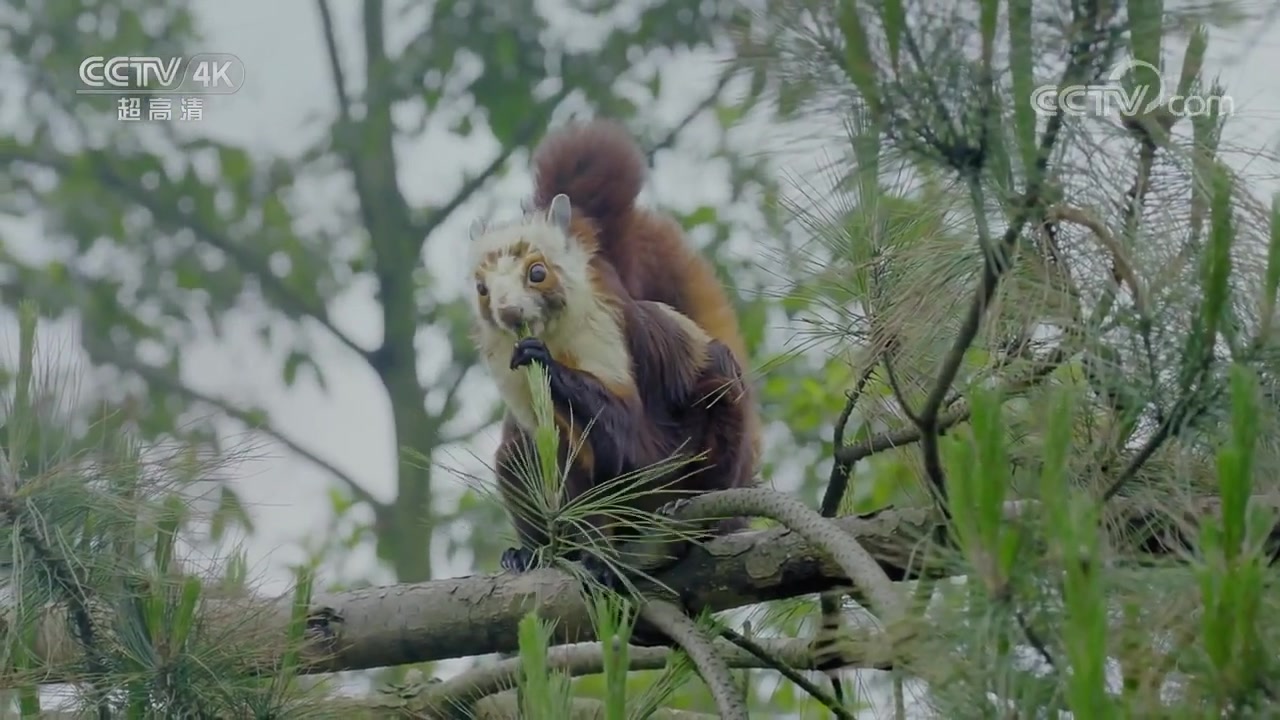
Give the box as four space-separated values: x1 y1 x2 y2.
530 119 748 365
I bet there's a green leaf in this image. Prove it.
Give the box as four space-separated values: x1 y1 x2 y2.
282 350 308 387
1127 0 1165 71
280 565 316 681
878 0 905 71
836 5 880 114
684 205 719 229
170 575 204 650
1175 25 1209 99
1261 192 1280 339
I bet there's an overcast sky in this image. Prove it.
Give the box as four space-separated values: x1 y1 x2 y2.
3 1 1279 715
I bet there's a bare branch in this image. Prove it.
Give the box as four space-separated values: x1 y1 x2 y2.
414 87 571 252
643 68 737 165
640 599 748 719
1014 609 1057 671
820 365 877 517
832 346 1069 469
670 488 902 625
315 0 352 125
410 637 826 716
411 690 718 719
0 145 373 364
1047 204 1146 314
1101 385 1220 502
882 353 922 426
92 346 385 513
716 626 856 720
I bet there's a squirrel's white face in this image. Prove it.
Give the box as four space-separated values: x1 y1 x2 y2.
466 194 594 339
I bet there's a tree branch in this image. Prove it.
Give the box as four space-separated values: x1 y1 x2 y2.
315 0 353 125
716 626 857 720
640 599 748 719
668 488 902 625
643 68 737 165
912 0 1108 508
413 86 571 253
832 345 1069 469
0 144 373 364
91 345 385 513
10 493 1266 685
406 638 822 715
1046 204 1146 315
373 689 717 719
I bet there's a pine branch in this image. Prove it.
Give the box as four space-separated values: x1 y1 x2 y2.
1 492 1262 684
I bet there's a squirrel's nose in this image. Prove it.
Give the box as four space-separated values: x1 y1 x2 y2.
497 306 524 329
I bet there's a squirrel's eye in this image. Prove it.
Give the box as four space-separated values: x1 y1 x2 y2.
527 263 548 283
476 281 488 296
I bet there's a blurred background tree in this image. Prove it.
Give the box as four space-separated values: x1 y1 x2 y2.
0 0 791 588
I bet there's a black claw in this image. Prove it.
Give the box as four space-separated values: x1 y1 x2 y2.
500 546 538 573
510 337 553 370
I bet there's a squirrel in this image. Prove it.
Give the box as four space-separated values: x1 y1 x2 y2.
519 121 865 697
467 121 864 690
464 119 761 584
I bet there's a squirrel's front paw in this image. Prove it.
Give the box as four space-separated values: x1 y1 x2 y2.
500 546 539 573
510 337 553 370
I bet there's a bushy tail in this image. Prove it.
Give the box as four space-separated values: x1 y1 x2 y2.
531 119 645 243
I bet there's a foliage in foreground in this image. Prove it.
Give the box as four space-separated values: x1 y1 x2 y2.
0 312 1276 717
1 0 1280 717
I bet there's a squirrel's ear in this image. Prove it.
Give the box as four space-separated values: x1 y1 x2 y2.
468 218 485 241
547 194 572 233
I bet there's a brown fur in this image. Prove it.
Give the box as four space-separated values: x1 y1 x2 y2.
491 119 762 572
530 118 761 458
494 267 755 552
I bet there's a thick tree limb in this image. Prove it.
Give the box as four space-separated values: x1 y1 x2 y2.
7 494 1273 686
667 488 902 624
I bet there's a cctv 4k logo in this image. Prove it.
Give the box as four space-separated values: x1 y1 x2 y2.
77 54 245 95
